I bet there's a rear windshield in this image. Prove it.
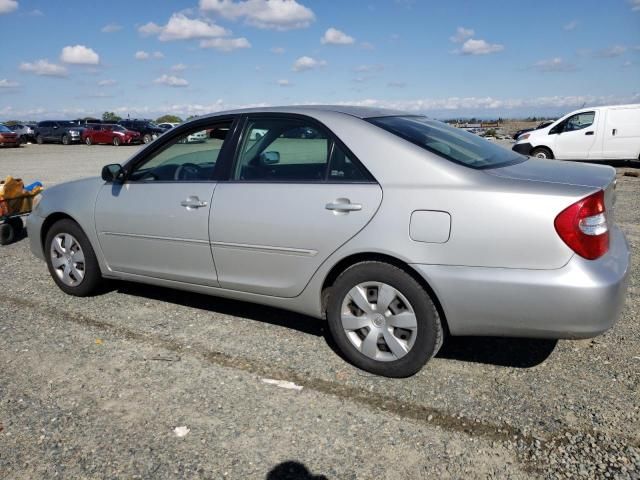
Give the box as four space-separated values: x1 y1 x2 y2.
367 116 525 169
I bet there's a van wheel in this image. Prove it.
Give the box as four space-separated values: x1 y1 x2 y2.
326 261 443 378
530 147 554 159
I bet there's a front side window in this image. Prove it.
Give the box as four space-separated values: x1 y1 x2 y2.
367 116 524 169
128 122 232 182
233 118 330 181
563 112 595 132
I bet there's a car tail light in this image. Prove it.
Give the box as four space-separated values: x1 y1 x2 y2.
554 190 609 260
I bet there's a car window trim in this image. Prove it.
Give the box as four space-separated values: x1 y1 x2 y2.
119 115 241 184
218 113 377 185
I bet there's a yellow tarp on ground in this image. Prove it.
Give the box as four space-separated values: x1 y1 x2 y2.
0 176 42 217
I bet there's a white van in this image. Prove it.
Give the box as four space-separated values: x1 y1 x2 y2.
513 104 640 161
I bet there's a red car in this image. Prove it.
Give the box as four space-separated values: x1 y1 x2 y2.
0 124 19 147
82 124 141 146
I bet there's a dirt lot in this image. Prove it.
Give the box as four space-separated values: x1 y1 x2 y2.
0 144 639 479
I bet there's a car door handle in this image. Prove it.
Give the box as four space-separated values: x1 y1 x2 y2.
612 129 617 136
180 196 208 209
325 199 362 213
585 131 594 136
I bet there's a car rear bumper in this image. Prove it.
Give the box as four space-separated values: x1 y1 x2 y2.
411 226 630 339
512 142 532 155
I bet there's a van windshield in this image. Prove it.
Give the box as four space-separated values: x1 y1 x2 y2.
367 116 526 169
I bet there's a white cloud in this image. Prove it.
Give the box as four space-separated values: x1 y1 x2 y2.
101 23 122 33
270 46 285 54
171 63 188 71
98 79 117 86
27 8 43 16
19 59 67 77
153 51 165 58
0 0 18 14
595 45 626 57
134 50 150 60
138 21 162 36
277 79 292 87
354 64 384 73
0 79 19 88
321 27 354 45
563 20 578 31
449 26 474 43
292 56 326 72
359 41 374 50
139 13 228 41
532 57 577 72
458 38 504 55
200 37 251 51
154 74 189 87
622 60 633 67
199 0 315 30
60 45 100 65
631 0 640 11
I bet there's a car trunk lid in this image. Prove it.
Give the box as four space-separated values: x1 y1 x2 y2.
486 158 617 213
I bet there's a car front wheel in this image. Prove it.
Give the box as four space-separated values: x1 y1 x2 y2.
36 135 43 145
44 219 102 296
530 147 554 159
326 261 443 378
112 136 121 146
61 134 70 145
142 134 152 144
85 136 92 145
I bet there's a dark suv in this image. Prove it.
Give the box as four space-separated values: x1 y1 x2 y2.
35 121 84 145
118 119 167 144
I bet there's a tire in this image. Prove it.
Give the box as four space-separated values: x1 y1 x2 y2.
61 134 70 145
142 134 152 144
85 136 92 145
0 223 15 246
36 135 43 145
326 261 443 378
530 147 554 159
19 135 27 145
112 136 121 146
7 217 23 237
44 219 102 296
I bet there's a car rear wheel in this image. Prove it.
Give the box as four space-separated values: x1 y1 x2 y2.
326 261 443 378
85 136 92 145
36 135 43 145
112 136 121 146
530 147 554 159
44 219 102 296
142 134 152 144
0 222 16 245
61 134 70 145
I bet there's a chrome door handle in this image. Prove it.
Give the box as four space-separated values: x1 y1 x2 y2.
181 196 208 209
325 199 362 213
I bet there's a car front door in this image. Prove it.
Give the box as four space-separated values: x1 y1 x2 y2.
554 111 598 160
94 118 237 286
209 115 383 297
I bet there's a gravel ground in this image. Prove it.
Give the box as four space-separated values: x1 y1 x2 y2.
1 143 639 479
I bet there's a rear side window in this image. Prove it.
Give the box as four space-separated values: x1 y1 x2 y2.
367 116 525 169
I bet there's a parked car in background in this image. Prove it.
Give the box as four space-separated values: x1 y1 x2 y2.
157 122 180 130
512 120 555 140
35 121 84 145
513 104 640 160
73 118 102 128
118 119 167 144
0 124 20 147
7 123 36 144
27 106 630 378
82 124 142 146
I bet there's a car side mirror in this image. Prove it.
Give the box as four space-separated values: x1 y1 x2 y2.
101 164 125 183
260 151 280 165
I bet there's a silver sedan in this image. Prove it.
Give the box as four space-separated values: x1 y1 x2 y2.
27 106 631 377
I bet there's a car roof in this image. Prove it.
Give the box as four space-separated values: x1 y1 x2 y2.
200 105 412 120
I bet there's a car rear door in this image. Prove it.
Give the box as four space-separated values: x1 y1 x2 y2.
602 107 640 159
209 114 383 297
94 118 237 286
